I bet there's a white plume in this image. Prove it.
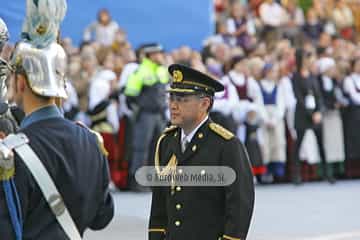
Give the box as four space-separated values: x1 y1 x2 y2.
22 0 67 48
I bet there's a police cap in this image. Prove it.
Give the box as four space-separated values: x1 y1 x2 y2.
141 43 164 55
168 64 224 96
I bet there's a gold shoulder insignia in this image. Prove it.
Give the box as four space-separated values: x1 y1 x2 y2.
163 125 178 135
209 123 234 140
76 121 109 156
91 130 109 157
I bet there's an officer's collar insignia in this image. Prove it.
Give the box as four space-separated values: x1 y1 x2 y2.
209 123 234 140
173 70 183 83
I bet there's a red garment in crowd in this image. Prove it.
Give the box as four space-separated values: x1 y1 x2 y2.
101 118 128 189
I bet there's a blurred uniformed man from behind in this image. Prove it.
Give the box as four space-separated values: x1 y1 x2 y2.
0 0 114 239
149 64 254 240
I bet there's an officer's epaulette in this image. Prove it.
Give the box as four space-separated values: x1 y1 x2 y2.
76 121 108 156
209 123 234 140
163 125 178 135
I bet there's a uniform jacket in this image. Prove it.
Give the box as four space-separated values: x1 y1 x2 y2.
0 105 114 239
149 119 254 240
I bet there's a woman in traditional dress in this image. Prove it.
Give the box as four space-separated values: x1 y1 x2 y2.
317 57 345 178
292 49 335 184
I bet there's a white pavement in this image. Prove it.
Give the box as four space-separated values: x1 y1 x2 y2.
84 180 360 240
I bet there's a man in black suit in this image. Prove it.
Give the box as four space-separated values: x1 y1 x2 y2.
148 64 254 240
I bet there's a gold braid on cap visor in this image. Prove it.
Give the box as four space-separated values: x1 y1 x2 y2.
169 81 215 93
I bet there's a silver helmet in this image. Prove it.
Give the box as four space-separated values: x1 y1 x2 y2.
0 58 10 102
9 0 69 99
0 18 10 102
12 41 68 99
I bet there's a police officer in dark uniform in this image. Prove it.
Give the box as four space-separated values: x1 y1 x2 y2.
0 1 114 239
149 64 254 240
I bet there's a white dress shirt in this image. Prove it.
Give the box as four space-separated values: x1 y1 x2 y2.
180 116 209 152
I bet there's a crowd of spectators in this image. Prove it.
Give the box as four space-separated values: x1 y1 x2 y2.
3 0 360 188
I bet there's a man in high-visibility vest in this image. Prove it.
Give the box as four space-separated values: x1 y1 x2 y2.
125 43 169 191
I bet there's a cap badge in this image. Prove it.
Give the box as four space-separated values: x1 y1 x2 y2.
173 70 183 83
